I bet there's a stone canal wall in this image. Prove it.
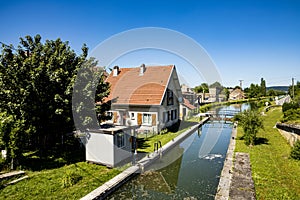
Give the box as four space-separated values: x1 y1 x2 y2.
276 123 300 146
215 122 237 200
81 117 209 200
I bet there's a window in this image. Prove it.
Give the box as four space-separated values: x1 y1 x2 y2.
167 89 174 105
116 132 125 148
171 109 177 120
163 112 168 123
142 113 152 125
131 113 135 120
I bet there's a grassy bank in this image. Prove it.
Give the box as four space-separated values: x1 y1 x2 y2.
235 107 300 199
137 120 199 153
0 162 120 200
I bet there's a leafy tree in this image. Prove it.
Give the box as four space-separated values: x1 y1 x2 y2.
223 88 230 100
245 83 261 98
0 35 110 167
288 81 300 100
194 83 209 93
209 81 222 88
234 110 264 146
260 78 266 96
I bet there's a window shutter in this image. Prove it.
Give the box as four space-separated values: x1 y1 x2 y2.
113 112 118 123
152 114 156 126
137 113 142 125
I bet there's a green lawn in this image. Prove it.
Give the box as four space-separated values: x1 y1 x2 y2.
137 120 199 153
0 162 121 200
235 107 300 199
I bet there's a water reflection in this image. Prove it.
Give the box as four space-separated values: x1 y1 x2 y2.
108 122 232 199
108 104 248 199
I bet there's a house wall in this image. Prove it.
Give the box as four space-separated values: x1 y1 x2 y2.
159 70 181 130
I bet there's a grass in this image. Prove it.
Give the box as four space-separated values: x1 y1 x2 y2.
0 162 121 200
235 107 300 199
137 120 199 153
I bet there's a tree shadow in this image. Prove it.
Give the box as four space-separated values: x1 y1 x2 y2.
20 136 85 171
235 136 269 145
136 138 151 153
255 137 269 145
167 120 198 133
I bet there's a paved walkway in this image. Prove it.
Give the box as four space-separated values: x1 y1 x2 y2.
215 123 237 200
229 152 256 200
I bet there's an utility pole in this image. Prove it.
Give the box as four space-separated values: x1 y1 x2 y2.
239 80 243 90
292 77 295 100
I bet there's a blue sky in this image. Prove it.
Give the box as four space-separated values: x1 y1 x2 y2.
1 0 300 87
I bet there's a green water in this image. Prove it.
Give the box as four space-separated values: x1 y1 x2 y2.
108 121 233 199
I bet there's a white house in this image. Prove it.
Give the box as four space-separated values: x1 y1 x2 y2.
103 64 183 133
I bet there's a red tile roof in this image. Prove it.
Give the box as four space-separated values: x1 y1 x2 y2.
183 98 196 110
105 65 174 105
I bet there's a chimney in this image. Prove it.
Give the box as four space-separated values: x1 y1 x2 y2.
113 66 119 77
139 64 146 76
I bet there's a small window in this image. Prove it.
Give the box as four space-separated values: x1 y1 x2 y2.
131 113 135 120
167 89 174 106
116 132 125 148
142 113 152 125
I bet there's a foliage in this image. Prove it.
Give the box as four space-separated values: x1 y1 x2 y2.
72 58 110 130
282 101 299 113
288 81 300 98
235 107 300 199
260 78 266 96
234 110 264 146
266 89 286 96
0 35 110 168
290 140 300 160
244 83 261 98
193 83 209 93
281 108 300 123
209 81 222 88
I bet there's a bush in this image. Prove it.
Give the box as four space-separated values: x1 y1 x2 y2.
281 108 300 122
290 140 300 160
282 102 299 113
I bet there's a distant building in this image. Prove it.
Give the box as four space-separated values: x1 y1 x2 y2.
209 86 222 102
229 88 245 100
181 84 197 106
180 98 196 120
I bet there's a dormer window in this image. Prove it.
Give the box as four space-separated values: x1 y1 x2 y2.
167 89 174 105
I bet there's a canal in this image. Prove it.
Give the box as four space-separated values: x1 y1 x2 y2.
108 104 248 199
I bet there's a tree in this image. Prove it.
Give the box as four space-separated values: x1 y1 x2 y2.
245 83 261 98
260 78 266 96
0 35 110 167
194 83 209 93
223 88 230 100
209 81 222 88
234 110 264 146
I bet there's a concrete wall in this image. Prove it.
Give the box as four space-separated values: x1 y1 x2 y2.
276 123 300 146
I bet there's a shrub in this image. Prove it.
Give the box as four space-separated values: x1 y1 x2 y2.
290 140 300 160
281 108 300 122
282 102 299 113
